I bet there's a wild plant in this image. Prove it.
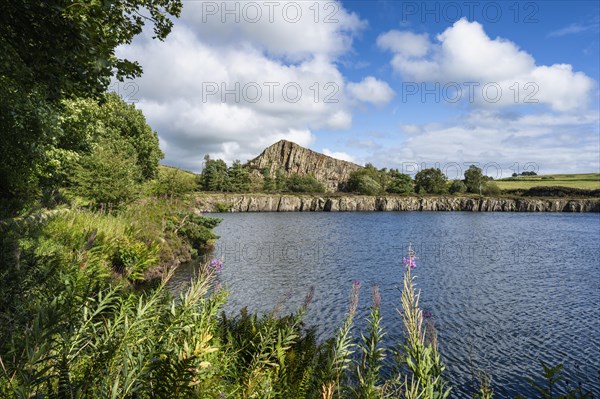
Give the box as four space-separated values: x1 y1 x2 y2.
354 284 387 399
321 280 361 398
395 243 451 399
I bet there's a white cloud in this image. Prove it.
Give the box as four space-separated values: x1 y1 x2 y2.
378 19 595 112
370 110 600 177
376 31 430 58
116 0 370 170
322 148 357 163
182 0 366 62
347 76 395 105
548 21 600 38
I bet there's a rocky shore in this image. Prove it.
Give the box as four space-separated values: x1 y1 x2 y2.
193 194 600 213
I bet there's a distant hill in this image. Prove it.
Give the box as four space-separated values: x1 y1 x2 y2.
246 140 363 192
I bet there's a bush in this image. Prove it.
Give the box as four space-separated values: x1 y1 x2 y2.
214 202 233 213
449 180 467 194
347 173 382 195
286 174 326 193
151 166 198 198
482 181 501 196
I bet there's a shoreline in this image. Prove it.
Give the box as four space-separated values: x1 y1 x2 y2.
193 193 600 213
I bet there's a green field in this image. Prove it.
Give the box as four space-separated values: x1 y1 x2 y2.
496 173 600 190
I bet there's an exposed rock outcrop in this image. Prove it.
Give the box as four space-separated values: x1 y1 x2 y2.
246 140 362 192
194 194 600 213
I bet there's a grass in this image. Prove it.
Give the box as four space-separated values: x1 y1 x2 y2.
496 173 600 190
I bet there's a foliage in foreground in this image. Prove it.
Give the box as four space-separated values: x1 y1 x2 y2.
0 209 597 398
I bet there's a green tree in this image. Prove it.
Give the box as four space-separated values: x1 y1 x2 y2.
95 94 163 180
0 0 182 101
201 155 229 191
464 165 486 194
274 168 287 191
347 173 382 195
60 94 163 183
227 161 251 192
74 142 140 206
449 180 467 194
262 167 276 192
386 169 413 194
415 168 447 194
0 0 181 213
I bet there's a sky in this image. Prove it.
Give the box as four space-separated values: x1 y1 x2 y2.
114 0 600 178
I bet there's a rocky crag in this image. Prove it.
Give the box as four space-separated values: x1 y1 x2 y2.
246 140 362 192
194 194 600 213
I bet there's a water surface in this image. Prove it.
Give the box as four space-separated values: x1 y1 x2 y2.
172 212 600 397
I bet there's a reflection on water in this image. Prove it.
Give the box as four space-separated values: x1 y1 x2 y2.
170 212 600 398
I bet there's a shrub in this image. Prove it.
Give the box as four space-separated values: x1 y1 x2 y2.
214 202 233 213
449 180 467 194
151 166 198 198
348 174 382 195
483 182 501 196
286 174 326 193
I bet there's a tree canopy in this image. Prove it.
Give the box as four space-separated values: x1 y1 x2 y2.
415 168 447 194
0 0 181 214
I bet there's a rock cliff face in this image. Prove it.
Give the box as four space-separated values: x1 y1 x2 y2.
246 140 362 192
194 194 600 213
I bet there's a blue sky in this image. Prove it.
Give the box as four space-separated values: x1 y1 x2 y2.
115 0 600 177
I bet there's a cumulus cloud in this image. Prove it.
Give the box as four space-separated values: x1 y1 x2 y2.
347 76 395 105
116 0 371 171
378 19 595 111
322 149 357 163
370 109 600 177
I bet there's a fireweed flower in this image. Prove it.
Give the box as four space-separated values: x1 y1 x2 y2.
403 243 417 269
209 258 223 273
402 257 416 269
349 280 361 318
371 284 381 309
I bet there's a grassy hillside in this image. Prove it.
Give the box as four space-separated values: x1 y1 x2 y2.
159 164 198 178
496 173 600 190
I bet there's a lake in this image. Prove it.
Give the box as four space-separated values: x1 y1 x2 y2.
171 212 600 398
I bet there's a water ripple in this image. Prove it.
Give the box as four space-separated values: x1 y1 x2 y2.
171 212 600 398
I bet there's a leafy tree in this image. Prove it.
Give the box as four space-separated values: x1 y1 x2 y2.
201 155 229 191
449 180 467 194
0 0 182 101
95 94 163 180
0 79 61 212
262 168 276 192
386 169 413 194
0 0 181 213
227 160 251 192
347 173 382 195
414 168 447 194
464 165 486 194
274 168 287 191
74 142 140 206
60 94 163 182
